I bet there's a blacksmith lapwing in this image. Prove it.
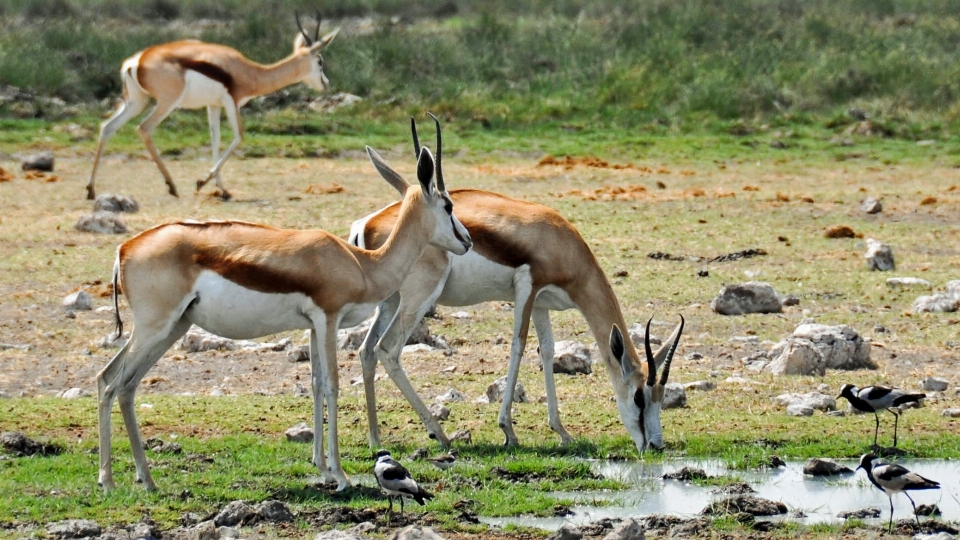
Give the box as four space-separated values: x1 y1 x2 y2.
838 384 925 447
857 453 940 532
373 450 433 521
426 448 458 471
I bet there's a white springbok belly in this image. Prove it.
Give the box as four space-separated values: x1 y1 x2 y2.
439 252 577 311
185 270 317 339
178 71 231 109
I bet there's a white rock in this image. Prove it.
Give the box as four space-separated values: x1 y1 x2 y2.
485 376 528 403
57 387 88 399
402 343 436 354
602 517 645 540
435 388 465 403
451 311 471 319
74 211 127 234
662 383 687 409
711 281 783 315
93 194 139 213
285 422 313 443
684 380 716 391
766 323 873 375
545 341 593 375
428 403 450 421
99 331 129 349
860 197 882 214
913 294 960 313
63 290 93 311
865 238 895 271
941 409 960 418
772 392 836 411
627 323 661 348
922 377 949 392
786 404 814 416
886 277 931 289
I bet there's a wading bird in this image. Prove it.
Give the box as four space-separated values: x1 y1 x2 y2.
426 448 458 471
857 453 940 532
95 124 471 493
838 384 925 448
349 115 685 454
374 450 434 521
87 13 339 201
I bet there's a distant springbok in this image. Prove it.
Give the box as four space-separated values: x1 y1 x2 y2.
96 121 471 492
86 13 339 201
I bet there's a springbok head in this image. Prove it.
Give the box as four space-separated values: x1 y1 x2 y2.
610 315 684 453
294 12 340 91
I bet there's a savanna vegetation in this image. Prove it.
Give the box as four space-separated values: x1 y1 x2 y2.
1 0 960 539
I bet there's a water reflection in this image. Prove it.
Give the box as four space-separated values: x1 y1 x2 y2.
482 458 959 531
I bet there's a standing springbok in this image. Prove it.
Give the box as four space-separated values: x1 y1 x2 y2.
349 116 685 453
96 129 472 492
86 13 339 201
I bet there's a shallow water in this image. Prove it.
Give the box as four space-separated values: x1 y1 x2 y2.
482 458 960 531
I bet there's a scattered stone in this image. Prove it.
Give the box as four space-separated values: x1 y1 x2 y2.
772 392 836 411
285 422 313 443
308 92 363 113
712 482 756 495
913 293 960 313
826 410 846 417
766 323 873 376
685 351 703 361
684 380 716 391
337 319 372 350
861 197 882 214
435 388 465 403
180 513 204 527
838 507 882 519
348 522 376 536
0 431 64 456
546 341 593 375
74 211 127 234
57 387 88 399
824 224 857 239
942 408 960 418
663 467 710 481
287 345 310 363
767 455 787 468
214 501 256 527
545 524 583 540
662 383 687 409
21 150 55 172
601 517 645 540
627 323 661 348
923 377 949 392
450 429 472 444
314 531 366 540
887 277 931 289
803 458 853 476
485 376 529 403
177 326 290 353
98 331 129 349
386 525 447 540
912 533 956 540
144 437 183 454
865 238 895 271
786 404 814 416
781 294 800 306
702 495 787 516
63 290 94 311
428 403 450 421
256 500 294 522
915 503 942 517
45 519 101 539
711 281 782 315
93 194 139 213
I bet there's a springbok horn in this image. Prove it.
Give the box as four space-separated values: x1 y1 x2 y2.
658 315 684 386
314 11 322 43
643 318 657 387
410 117 421 159
428 112 445 192
295 12 313 45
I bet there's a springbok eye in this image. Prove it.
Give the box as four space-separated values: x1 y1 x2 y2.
634 390 645 411
444 201 453 214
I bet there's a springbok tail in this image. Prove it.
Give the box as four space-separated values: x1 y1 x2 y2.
112 256 123 341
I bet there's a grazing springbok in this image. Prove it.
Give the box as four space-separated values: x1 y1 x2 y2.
96 131 472 492
86 13 339 201
349 116 685 452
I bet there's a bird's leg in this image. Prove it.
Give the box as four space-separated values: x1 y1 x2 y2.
872 412 881 449
890 409 901 448
888 495 895 533
905 492 921 527
400 495 405 517
387 495 393 523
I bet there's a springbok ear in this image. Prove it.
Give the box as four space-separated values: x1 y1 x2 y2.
416 147 437 199
610 325 634 379
294 32 310 50
366 146 409 196
312 28 340 52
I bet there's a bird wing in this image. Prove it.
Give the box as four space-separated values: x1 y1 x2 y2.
874 463 940 491
861 386 893 401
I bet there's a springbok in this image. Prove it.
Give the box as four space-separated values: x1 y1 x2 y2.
86 13 339 201
96 125 472 492
349 117 685 453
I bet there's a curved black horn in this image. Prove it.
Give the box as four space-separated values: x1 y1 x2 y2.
410 117 421 160
658 315 684 385
643 317 656 387
428 112 445 192
295 12 313 45
314 11 322 43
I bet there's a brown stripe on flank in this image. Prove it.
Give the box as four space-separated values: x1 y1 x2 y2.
177 58 236 96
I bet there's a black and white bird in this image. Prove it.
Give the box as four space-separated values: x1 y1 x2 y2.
857 453 940 532
426 448 458 471
373 450 434 520
838 384 925 447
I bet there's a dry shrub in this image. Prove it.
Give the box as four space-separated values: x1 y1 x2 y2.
0 167 14 182
714 189 736 198
562 184 648 201
680 170 696 176
537 155 650 171
742 185 760 191
776 192 791 202
23 170 46 180
824 224 858 239
45 175 60 183
920 196 937 205
800 196 815 203
683 188 706 198
304 182 346 195
946 185 957 192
